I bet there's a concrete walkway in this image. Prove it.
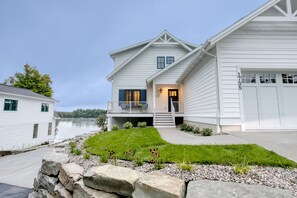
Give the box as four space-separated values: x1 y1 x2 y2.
230 131 297 163
157 128 248 145
0 147 51 188
0 183 33 198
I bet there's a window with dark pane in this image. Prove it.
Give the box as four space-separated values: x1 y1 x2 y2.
4 99 18 111
33 124 38 138
166 56 175 65
260 73 276 84
41 103 49 112
282 73 297 84
157 57 165 69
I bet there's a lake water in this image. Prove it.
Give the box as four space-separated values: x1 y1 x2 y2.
55 118 100 143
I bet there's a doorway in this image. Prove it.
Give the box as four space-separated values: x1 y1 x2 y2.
168 89 179 112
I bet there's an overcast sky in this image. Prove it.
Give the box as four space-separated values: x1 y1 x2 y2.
0 0 267 111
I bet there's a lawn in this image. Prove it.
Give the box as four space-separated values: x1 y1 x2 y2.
84 127 297 168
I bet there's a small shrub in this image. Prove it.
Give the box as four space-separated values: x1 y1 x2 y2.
150 148 164 170
125 149 136 160
111 124 119 131
179 124 188 131
153 162 165 170
193 127 200 134
72 148 81 155
101 126 108 132
178 148 193 171
233 164 251 175
186 125 194 132
133 157 144 166
201 128 213 136
100 155 108 163
83 153 90 160
123 121 133 129
69 141 77 150
179 162 193 171
137 122 147 128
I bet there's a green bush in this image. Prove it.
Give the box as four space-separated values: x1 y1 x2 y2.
201 128 213 136
111 124 119 131
137 122 147 128
69 141 77 150
179 124 188 131
193 127 200 134
100 155 108 163
83 153 90 160
72 148 81 155
186 125 194 132
123 121 133 129
179 162 193 171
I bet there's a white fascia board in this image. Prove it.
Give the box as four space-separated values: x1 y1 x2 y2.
107 30 196 81
109 39 152 57
208 0 280 46
146 46 201 84
0 92 57 102
176 41 211 83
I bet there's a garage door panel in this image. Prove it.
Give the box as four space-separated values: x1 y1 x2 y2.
259 86 281 126
243 86 260 127
282 87 297 126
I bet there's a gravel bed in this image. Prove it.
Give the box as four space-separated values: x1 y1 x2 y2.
54 135 297 197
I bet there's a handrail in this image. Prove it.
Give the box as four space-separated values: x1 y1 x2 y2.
170 98 176 125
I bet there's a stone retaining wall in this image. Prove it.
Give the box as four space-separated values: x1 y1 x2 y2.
29 150 293 198
29 151 186 198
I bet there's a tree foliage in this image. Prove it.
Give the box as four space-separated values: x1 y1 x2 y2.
4 64 53 97
57 109 106 118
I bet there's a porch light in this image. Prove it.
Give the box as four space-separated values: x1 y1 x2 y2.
158 88 163 94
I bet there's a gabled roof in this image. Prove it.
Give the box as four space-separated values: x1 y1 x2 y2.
177 0 281 83
107 30 195 81
146 46 201 84
109 39 152 57
0 84 56 102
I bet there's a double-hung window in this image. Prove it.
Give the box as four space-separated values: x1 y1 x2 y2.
41 103 49 112
157 57 165 69
4 99 18 111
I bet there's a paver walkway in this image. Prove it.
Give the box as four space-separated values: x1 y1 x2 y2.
157 128 247 145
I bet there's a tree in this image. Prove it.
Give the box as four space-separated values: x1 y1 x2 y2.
4 64 53 97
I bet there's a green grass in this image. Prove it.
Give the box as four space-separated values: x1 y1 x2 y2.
84 127 297 168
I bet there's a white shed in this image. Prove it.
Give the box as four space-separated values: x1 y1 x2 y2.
0 84 56 150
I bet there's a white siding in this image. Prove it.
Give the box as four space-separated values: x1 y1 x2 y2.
217 21 297 121
111 44 188 112
154 53 196 84
113 45 144 68
183 53 218 124
0 94 55 150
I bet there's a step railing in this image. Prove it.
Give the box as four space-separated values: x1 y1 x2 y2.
170 98 176 125
107 101 149 113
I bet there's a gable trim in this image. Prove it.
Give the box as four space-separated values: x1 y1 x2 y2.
107 31 194 81
146 46 201 84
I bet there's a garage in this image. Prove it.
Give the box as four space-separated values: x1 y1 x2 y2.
242 72 297 130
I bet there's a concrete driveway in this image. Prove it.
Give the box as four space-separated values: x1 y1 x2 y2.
230 131 297 162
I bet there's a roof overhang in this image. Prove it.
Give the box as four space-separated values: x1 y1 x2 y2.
0 91 57 102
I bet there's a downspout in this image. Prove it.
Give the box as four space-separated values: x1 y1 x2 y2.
202 48 222 134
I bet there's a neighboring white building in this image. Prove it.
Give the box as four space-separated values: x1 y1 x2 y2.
0 84 56 150
107 0 297 132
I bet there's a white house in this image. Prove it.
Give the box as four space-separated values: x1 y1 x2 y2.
0 84 56 150
107 0 297 132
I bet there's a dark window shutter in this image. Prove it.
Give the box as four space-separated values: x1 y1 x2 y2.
140 90 147 102
119 90 125 105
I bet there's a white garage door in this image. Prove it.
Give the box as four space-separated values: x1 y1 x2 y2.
242 72 297 129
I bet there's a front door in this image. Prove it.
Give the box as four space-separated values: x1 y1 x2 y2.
168 89 179 112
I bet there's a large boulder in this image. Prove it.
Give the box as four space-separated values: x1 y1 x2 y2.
73 180 119 198
40 151 69 176
186 180 293 198
38 172 58 195
83 164 142 197
132 172 186 198
53 183 73 198
39 189 54 198
28 191 39 198
59 163 84 191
